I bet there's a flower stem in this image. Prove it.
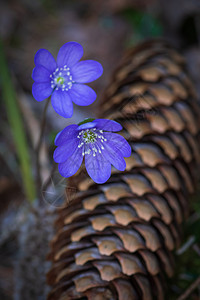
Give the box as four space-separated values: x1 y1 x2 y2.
36 97 50 202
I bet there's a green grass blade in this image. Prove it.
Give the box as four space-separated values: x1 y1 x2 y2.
0 39 36 202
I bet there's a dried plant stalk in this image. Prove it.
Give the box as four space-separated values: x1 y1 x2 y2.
46 40 200 300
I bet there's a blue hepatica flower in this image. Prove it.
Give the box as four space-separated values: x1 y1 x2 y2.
32 42 103 118
54 119 131 184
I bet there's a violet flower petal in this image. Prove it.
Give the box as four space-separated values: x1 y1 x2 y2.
58 147 83 177
104 132 132 157
102 140 126 171
55 124 79 146
57 42 83 68
32 82 52 102
51 89 73 118
34 49 56 73
53 138 79 163
85 146 111 184
77 122 96 131
69 84 96 106
71 60 103 83
32 65 51 83
92 119 123 132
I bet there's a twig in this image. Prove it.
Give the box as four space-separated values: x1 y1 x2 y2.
177 276 200 300
35 97 50 202
176 236 196 255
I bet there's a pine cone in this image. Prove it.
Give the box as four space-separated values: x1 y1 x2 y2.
46 40 200 300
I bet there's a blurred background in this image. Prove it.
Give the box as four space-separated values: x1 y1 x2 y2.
0 0 200 299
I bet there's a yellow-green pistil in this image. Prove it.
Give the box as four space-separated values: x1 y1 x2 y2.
56 76 65 85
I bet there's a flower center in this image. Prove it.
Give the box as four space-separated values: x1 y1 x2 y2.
77 128 107 157
50 65 74 91
83 131 97 143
